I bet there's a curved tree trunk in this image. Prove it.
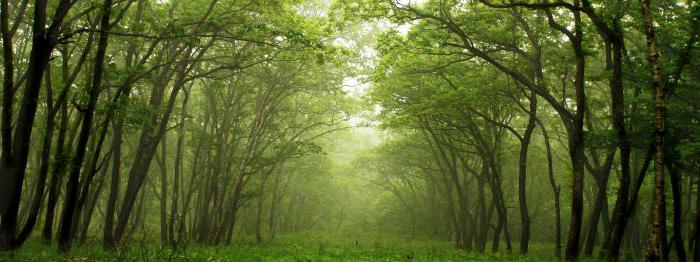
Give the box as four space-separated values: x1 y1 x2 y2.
0 0 73 250
57 0 112 252
517 94 537 254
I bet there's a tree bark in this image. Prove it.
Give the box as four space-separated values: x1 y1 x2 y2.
169 88 189 246
57 0 112 252
476 163 489 252
103 115 123 249
638 0 668 259
539 119 562 258
583 154 615 256
668 160 686 261
517 94 537 254
255 171 271 244
1 0 14 187
42 100 69 244
113 57 192 245
158 139 169 246
599 29 634 261
564 3 586 260
0 0 73 250
14 69 56 246
78 159 109 243
694 166 700 261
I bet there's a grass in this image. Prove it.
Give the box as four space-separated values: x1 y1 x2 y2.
1 233 593 261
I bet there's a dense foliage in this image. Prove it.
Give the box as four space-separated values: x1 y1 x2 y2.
0 0 699 261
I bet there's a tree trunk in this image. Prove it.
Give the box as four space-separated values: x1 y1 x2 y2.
103 116 123 249
158 138 169 246
477 164 489 252
224 178 245 244
255 172 270 244
639 0 668 259
565 4 586 259
103 0 146 249
78 162 109 243
600 31 634 261
268 171 284 241
694 167 700 261
517 94 537 254
169 89 188 246
0 0 73 250
537 117 562 258
113 60 191 245
0 0 14 179
57 0 112 252
42 100 69 244
14 70 56 246
668 161 686 261
429 129 471 250
0 2 15 240
583 155 614 256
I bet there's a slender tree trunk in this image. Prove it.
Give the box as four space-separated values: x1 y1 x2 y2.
103 116 123 249
158 138 169 246
566 126 586 261
102 0 146 248
694 166 700 261
168 89 188 246
14 70 56 246
429 129 471 250
268 171 283 241
668 161 686 261
68 123 109 244
421 127 461 248
491 161 512 253
493 215 503 252
57 0 112 252
0 0 73 250
224 178 245 244
583 155 614 256
113 55 196 244
443 172 461 248
125 190 147 242
538 118 562 258
517 94 537 254
42 100 69 244
565 4 586 259
0 3 15 240
685 175 692 251
639 0 668 259
600 33 635 261
0 0 14 178
197 155 218 244
477 164 489 252
553 187 563 258
255 172 270 244
78 162 109 243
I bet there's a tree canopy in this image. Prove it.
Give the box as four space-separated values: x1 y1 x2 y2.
1 0 699 261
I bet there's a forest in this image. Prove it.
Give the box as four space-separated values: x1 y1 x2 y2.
0 0 698 261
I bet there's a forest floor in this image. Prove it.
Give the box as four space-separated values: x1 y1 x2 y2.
1 233 594 261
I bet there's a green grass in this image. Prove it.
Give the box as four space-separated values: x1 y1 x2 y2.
1 234 593 261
